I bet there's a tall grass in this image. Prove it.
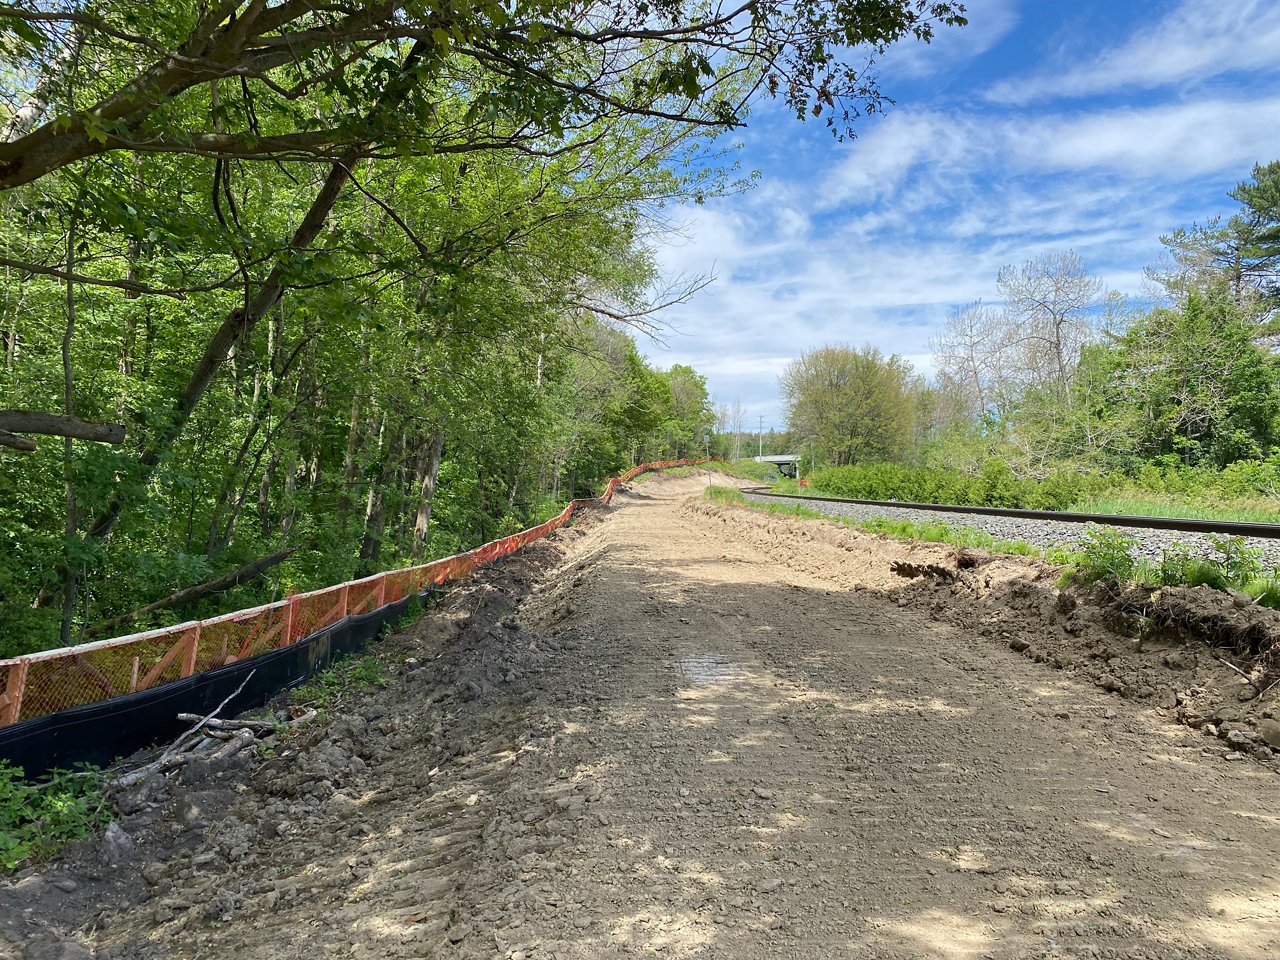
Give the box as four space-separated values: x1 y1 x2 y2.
1067 494 1280 524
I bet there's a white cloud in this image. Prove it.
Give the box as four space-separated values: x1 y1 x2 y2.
1012 98 1280 176
641 91 1278 420
818 111 967 208
988 0 1280 104
879 0 1020 80
821 97 1280 203
638 1 1280 426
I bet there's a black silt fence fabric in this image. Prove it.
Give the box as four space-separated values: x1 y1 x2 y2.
0 593 425 778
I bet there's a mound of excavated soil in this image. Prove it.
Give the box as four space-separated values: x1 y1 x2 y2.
688 497 1280 763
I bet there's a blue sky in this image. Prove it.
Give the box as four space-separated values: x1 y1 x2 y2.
638 0 1280 429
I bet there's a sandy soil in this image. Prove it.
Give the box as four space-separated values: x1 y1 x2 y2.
5 474 1279 960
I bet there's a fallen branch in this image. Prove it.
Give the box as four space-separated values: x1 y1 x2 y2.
0 429 37 451
174 714 274 732
111 681 323 788
163 670 256 758
211 728 256 760
1214 655 1254 682
0 409 125 451
114 672 256 786
115 745 205 787
86 548 299 637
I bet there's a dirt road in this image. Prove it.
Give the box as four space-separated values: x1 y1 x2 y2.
502 476 1280 960
10 475 1279 960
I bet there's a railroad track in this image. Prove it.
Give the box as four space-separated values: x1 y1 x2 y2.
740 487 1280 540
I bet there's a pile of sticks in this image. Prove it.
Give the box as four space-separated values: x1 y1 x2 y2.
111 670 315 788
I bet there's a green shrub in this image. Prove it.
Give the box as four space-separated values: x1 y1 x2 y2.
808 461 1105 511
1068 526 1139 587
704 485 748 506
290 654 386 710
1067 528 1280 607
0 762 111 870
1151 536 1265 592
1210 535 1265 584
398 594 425 627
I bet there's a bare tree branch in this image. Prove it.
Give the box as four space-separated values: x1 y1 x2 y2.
84 545 300 637
0 409 125 450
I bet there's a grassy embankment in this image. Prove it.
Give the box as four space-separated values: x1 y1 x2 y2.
797 462 1280 525
704 485 1055 559
1067 494 1280 524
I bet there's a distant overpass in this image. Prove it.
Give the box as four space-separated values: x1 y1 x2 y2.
753 454 801 478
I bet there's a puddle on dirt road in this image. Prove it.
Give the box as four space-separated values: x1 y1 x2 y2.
676 654 751 685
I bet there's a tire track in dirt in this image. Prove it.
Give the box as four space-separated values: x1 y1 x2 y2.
459 475 1280 960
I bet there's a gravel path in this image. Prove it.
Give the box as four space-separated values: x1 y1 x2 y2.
743 490 1280 566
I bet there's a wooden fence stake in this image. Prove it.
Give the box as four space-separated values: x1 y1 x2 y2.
281 596 297 647
180 624 200 678
0 659 29 726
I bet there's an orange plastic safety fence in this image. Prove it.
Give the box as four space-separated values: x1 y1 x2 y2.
200 603 291 664
14 623 198 723
0 459 706 727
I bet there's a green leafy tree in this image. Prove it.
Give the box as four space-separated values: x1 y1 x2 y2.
660 363 713 458
781 345 922 466
1153 160 1280 336
0 1 969 652
1071 292 1280 469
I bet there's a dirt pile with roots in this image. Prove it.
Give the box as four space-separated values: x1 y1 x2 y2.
687 497 1280 765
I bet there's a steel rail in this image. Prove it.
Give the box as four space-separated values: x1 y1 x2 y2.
739 488 1280 540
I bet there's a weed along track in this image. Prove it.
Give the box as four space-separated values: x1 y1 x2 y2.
5 474 1280 960
741 488 1280 565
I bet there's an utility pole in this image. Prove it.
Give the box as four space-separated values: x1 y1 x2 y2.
758 415 764 458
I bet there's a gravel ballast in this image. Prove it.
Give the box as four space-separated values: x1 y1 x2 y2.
741 491 1280 567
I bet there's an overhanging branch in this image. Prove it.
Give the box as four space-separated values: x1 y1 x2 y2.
0 409 126 451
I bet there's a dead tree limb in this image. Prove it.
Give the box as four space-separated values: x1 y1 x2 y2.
0 430 37 451
0 409 125 450
86 547 298 637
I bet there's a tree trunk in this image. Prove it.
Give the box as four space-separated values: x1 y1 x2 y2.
338 329 371 531
59 219 79 647
1 31 84 143
86 546 300 638
358 420 400 573
86 150 363 542
410 426 446 561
